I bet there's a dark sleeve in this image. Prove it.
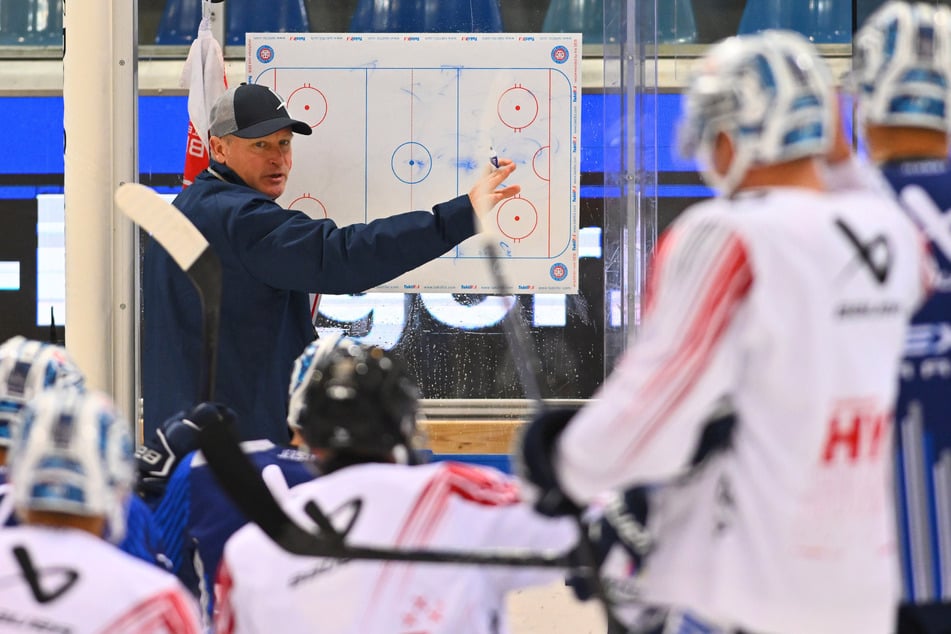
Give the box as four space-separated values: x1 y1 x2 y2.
152 454 195 579
117 495 170 569
229 195 476 294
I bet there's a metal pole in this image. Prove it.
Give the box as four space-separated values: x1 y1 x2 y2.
205 0 227 49
63 0 138 422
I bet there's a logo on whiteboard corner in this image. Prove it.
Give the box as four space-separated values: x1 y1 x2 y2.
256 45 275 64
550 263 568 281
551 46 569 64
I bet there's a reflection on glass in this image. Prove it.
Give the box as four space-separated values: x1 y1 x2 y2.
0 0 62 45
737 0 852 43
349 0 503 32
2 0 927 49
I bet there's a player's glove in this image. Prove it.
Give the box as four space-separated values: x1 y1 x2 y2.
135 402 237 502
568 486 653 603
513 407 582 517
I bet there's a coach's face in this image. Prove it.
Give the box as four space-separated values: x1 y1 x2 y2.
210 127 294 199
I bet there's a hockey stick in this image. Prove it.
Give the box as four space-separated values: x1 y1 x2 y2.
197 417 577 568
114 183 221 401
484 240 544 404
116 182 583 570
479 225 624 630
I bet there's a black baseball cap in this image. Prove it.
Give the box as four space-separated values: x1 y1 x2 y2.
208 83 312 139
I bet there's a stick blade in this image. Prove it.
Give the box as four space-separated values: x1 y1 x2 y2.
115 182 208 272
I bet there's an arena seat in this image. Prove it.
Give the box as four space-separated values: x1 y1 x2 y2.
349 0 503 33
544 0 697 45
657 0 698 45
0 0 63 46
542 0 606 44
155 0 310 46
738 0 852 43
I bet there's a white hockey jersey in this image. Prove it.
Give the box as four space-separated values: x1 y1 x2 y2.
556 186 934 634
0 525 201 633
216 461 578 634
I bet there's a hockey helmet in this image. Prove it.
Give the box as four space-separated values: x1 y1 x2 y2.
0 336 85 448
10 389 134 542
295 338 421 464
678 30 834 194
287 333 344 431
851 1 951 132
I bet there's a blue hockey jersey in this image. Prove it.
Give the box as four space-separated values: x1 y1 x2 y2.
883 158 951 602
153 440 317 623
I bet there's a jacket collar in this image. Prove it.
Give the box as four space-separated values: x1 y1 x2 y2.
206 160 249 188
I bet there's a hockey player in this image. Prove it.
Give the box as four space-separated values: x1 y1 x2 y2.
0 336 84 465
0 335 168 571
215 338 578 634
144 340 326 625
851 3 951 629
517 30 934 634
0 388 201 633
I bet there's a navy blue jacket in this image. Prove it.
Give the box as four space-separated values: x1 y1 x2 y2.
143 161 476 443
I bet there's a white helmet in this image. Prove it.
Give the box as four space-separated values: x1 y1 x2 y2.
678 30 834 194
9 389 134 542
0 336 85 447
851 1 951 132
287 333 344 431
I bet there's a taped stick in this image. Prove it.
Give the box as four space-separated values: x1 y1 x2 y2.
114 183 221 401
480 231 624 630
197 416 578 569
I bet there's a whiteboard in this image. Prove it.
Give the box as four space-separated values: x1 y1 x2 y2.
246 33 582 293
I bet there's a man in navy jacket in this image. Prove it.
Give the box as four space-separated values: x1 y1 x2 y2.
144 83 520 443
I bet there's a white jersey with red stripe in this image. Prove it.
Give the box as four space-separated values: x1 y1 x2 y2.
216 461 577 634
0 525 201 633
556 186 934 634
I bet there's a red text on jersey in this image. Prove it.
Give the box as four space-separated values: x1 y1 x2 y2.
821 398 891 465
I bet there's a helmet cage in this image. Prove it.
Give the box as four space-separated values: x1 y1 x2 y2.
851 2 951 132
10 390 133 543
678 31 834 195
296 341 421 464
0 337 85 447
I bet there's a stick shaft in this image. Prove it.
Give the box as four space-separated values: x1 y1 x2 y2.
482 235 623 630
197 417 577 568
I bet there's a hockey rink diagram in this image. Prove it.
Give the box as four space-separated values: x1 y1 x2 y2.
247 33 581 293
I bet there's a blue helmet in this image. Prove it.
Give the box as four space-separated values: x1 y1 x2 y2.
10 389 134 542
0 336 85 448
851 1 951 132
678 30 834 194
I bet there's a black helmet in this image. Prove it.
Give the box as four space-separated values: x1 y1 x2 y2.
297 339 421 464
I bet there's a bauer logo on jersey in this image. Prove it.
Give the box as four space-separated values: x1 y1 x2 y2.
833 218 902 319
834 218 892 285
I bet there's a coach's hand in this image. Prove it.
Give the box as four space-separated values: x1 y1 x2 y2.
514 407 583 517
468 158 520 230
